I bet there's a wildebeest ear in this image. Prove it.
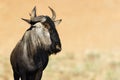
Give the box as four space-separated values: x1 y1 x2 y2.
21 18 31 24
30 6 37 19
54 19 62 26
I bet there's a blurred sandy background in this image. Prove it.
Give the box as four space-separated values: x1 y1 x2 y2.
1 0 120 80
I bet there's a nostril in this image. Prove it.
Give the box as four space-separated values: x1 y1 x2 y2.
56 45 61 51
50 42 61 54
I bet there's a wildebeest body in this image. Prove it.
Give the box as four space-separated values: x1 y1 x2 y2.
10 6 62 80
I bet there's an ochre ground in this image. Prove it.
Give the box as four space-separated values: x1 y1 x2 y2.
0 0 120 80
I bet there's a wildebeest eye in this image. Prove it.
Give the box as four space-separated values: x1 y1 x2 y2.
44 23 50 29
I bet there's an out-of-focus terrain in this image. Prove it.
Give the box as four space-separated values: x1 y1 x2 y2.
0 0 120 80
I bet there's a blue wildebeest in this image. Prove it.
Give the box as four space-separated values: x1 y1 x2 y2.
10 6 62 80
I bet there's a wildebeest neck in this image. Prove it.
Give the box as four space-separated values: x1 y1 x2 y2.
22 26 52 56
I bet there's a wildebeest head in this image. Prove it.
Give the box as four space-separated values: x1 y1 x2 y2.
22 6 62 55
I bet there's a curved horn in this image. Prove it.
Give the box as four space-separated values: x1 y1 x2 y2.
31 6 37 19
48 6 56 20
